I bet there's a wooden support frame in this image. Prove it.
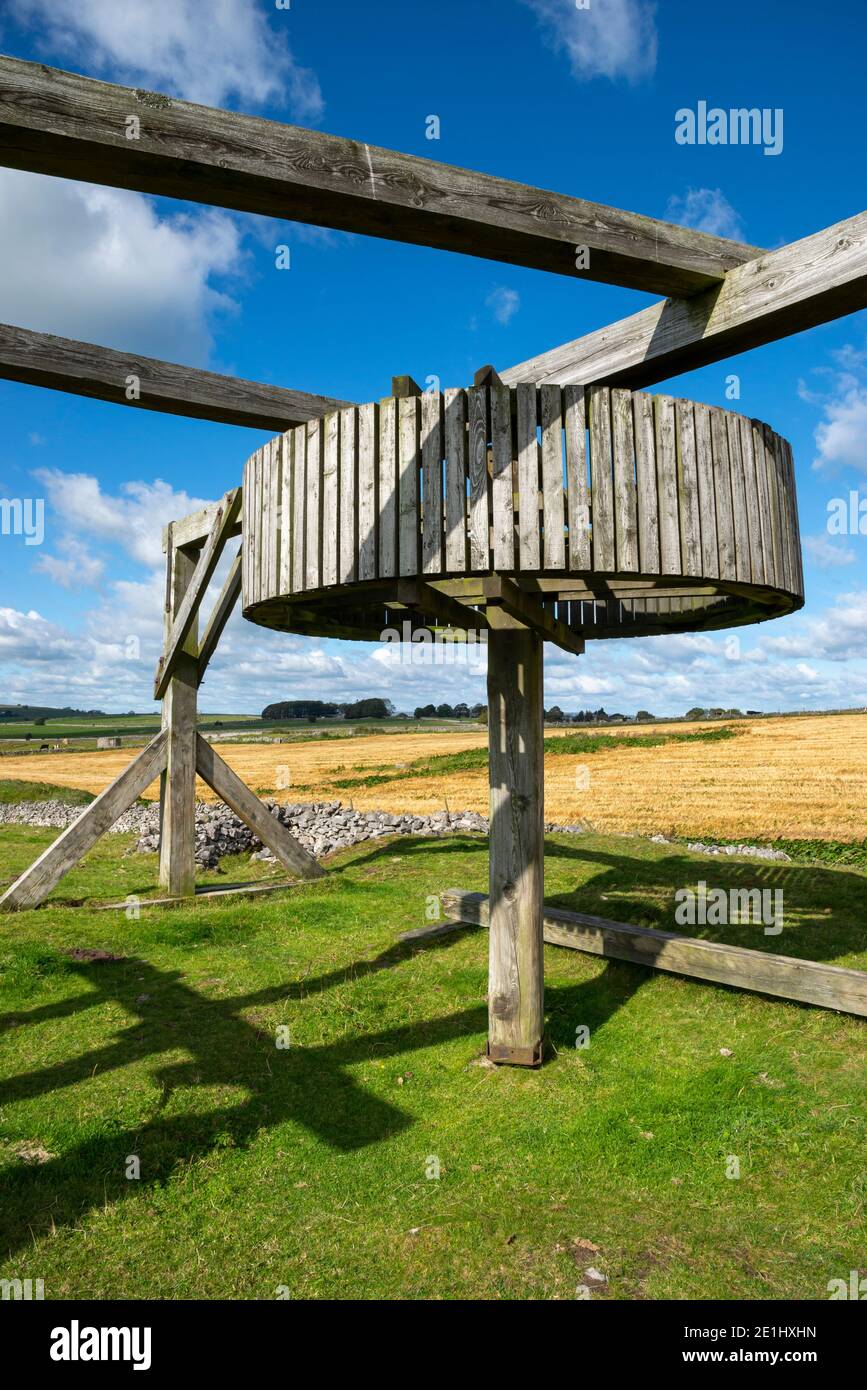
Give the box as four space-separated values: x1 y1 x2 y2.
158 525 199 897
439 891 867 1019
483 575 586 657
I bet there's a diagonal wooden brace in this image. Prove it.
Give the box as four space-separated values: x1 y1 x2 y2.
154 487 242 699
0 731 168 912
194 735 324 880
198 544 242 681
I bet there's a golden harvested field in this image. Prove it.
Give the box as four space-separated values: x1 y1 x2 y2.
3 711 865 840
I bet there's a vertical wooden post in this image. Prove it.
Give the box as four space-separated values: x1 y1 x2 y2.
486 625 545 1066
159 524 198 897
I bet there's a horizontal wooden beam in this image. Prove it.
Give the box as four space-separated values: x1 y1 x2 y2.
440 890 867 1019
483 575 585 657
0 56 761 297
501 211 867 389
0 321 352 429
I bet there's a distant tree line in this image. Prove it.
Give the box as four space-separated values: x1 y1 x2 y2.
413 702 486 720
261 699 395 722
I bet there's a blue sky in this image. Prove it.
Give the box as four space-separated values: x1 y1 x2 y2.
1 0 866 716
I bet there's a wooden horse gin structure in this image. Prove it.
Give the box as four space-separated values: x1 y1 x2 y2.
2 57 866 1055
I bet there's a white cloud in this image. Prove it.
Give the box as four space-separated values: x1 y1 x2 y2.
0 169 244 362
34 536 105 590
803 533 856 570
486 286 520 326
812 385 867 474
10 0 323 117
519 0 657 83
665 188 745 240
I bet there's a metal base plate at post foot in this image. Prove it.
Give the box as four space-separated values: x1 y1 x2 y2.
486 1039 544 1068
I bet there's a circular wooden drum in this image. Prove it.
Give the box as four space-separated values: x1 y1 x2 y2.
241 383 803 646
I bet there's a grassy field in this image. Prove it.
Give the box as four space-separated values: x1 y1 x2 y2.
3 711 865 841
0 820 865 1300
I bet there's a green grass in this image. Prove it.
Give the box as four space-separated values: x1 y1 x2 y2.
0 821 864 1300
0 779 94 806
331 725 740 790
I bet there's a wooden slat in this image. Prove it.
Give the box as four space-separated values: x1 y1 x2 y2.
291 423 306 592
771 431 794 593
739 415 765 585
564 384 590 571
0 732 169 911
489 383 514 570
0 57 760 297
468 386 491 571
378 397 398 578
675 400 702 577
444 388 469 572
358 402 378 581
398 395 421 576
782 437 804 596
305 417 322 589
195 736 323 880
693 404 719 580
762 423 785 588
322 410 339 586
440 890 867 1018
339 407 358 585
752 420 776 589
278 433 292 594
726 413 751 584
611 387 638 572
0 320 352 430
654 396 681 575
241 461 251 604
632 392 659 574
709 408 736 581
501 212 867 390
589 387 615 571
421 390 444 574
540 384 566 569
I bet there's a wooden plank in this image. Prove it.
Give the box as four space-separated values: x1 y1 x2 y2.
675 399 702 577
709 408 736 581
198 545 242 679
632 392 659 574
158 532 198 898
421 390 444 574
726 413 751 584
539 384 566 569
0 320 353 430
246 449 262 605
490 383 515 571
486 629 545 1065
167 496 242 552
770 431 794 593
378 397 398 578
762 423 785 588
195 736 324 880
782 437 804 596
322 410 339 586
440 890 867 1020
358 402 378 581
752 421 776 589
279 432 293 594
468 386 491 571
564 385 590 571
444 387 469 572
654 396 681 575
0 732 168 911
739 415 765 585
611 387 638 572
398 395 421 576
588 387 615 571
515 383 541 570
501 212 867 390
305 418 323 589
0 57 760 296
292 423 307 593
693 404 719 581
339 407 358 585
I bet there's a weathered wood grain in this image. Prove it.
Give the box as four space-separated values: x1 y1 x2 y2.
0 56 760 296
158 530 198 898
564 384 590 571
468 386 490 570
322 410 340 587
421 390 444 574
378 397 398 578
540 384 566 569
339 407 358 585
358 402 378 582
489 383 514 570
675 400 702 576
398 395 421 577
611 387 638 572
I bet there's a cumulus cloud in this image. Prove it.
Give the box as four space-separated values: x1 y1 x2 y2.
9 0 323 116
812 385 867 475
519 0 657 83
0 169 244 362
665 188 745 241
34 536 105 590
803 533 856 570
486 286 520 326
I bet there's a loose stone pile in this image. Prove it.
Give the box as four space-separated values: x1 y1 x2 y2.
0 796 588 869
